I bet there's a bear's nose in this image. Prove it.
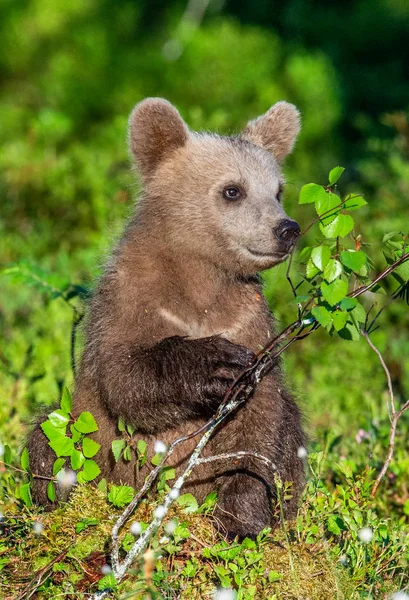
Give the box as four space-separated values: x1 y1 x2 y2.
273 219 301 244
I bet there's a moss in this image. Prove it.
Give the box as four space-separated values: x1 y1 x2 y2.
0 483 403 599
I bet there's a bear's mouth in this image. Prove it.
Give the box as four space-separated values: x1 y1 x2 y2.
246 247 291 261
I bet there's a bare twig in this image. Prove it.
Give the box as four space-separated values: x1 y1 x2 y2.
362 331 395 419
362 331 409 496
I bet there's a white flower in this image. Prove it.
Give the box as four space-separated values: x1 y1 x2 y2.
154 440 167 454
56 468 77 488
213 589 237 600
358 527 373 543
154 505 166 520
390 593 409 600
130 521 142 536
164 520 177 535
159 536 170 544
33 521 44 535
297 446 307 459
169 487 180 500
0 443 4 457
339 554 348 566
101 564 112 575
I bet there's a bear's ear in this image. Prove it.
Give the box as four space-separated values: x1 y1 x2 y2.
128 98 189 179
242 101 301 162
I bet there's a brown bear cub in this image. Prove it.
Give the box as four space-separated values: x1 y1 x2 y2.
29 98 306 539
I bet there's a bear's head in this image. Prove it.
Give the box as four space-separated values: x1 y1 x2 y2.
129 98 301 276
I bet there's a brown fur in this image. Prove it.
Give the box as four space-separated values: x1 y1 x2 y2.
28 98 306 539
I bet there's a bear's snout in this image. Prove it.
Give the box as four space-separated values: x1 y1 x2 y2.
273 218 301 249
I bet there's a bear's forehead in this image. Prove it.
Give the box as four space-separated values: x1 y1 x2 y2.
184 133 282 183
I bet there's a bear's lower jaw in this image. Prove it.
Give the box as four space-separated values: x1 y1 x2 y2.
245 246 291 267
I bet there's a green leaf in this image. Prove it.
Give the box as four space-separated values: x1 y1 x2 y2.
351 302 366 325
311 246 331 271
312 306 332 328
52 457 66 476
123 445 132 461
70 449 85 470
70 424 82 443
333 311 348 332
47 481 56 502
323 259 343 282
321 280 348 306
60 387 72 414
320 214 354 239
82 437 101 458
111 439 125 463
151 453 162 466
126 423 135 436
298 246 312 262
49 435 74 458
137 439 147 456
158 466 176 491
327 515 344 535
19 483 32 507
48 409 70 429
75 517 98 534
343 194 367 211
20 447 30 471
339 297 358 311
177 493 199 513
341 250 367 271
108 485 135 507
299 183 328 205
328 166 345 185
74 412 98 434
338 321 361 341
98 573 117 592
118 416 126 432
97 478 107 494
306 259 320 279
315 192 341 220
41 420 63 441
4 444 12 464
81 459 101 482
269 570 283 583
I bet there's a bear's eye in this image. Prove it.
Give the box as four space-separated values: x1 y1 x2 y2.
223 186 242 200
277 184 284 203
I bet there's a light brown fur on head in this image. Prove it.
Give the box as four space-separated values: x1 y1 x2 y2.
129 98 301 276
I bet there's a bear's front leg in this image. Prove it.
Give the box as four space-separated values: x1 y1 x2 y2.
214 469 274 540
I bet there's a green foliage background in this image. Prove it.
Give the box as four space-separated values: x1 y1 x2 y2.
1 0 409 596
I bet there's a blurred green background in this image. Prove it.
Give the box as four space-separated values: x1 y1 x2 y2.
1 0 408 471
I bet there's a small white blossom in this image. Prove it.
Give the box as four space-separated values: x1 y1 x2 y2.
56 468 77 488
159 536 170 544
213 589 237 600
32 521 44 535
0 443 4 457
164 520 177 535
130 521 142 536
154 505 166 520
169 487 180 500
297 446 308 459
391 593 409 600
358 527 373 543
101 564 112 575
154 440 167 454
339 554 348 566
